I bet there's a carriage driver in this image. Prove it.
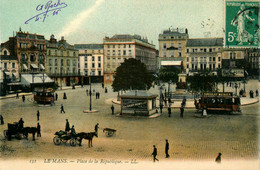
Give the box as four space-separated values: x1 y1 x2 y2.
70 125 77 137
18 118 24 131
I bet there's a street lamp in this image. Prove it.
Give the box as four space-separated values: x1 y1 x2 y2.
89 73 92 111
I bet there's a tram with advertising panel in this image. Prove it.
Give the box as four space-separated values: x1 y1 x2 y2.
197 92 241 113
34 87 55 104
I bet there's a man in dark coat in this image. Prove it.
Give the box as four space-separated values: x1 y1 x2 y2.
0 115 4 125
22 95 25 102
95 123 99 136
159 104 163 113
165 139 170 158
70 125 77 137
180 107 184 118
152 145 159 162
65 119 70 132
37 110 40 121
215 153 222 163
60 104 65 113
168 107 171 117
63 92 67 99
37 123 41 137
111 105 115 115
18 118 24 130
55 93 58 101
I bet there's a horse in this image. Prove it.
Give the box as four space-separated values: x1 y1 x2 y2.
22 127 37 141
77 132 97 147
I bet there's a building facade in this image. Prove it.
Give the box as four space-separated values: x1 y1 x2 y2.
103 34 156 83
46 35 79 87
158 28 189 70
1 30 47 74
222 48 246 78
74 44 104 84
185 38 223 74
246 49 259 76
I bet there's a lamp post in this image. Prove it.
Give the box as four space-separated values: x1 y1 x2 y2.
89 74 92 111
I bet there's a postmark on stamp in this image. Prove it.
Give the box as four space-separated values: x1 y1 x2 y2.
225 0 259 48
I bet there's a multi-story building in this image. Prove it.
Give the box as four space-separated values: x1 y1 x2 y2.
246 49 260 76
103 34 156 83
1 30 47 74
74 44 104 84
46 35 79 87
222 48 246 78
0 46 19 95
185 38 223 74
158 28 189 70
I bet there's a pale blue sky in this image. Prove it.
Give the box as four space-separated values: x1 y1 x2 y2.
0 0 224 48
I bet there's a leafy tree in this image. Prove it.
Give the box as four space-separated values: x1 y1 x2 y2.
112 58 153 91
158 66 180 93
187 71 218 93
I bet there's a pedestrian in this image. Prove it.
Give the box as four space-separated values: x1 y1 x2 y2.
159 104 163 113
180 107 184 118
168 97 171 106
70 125 77 137
63 92 67 99
168 107 171 117
22 95 25 102
37 110 40 121
96 92 98 99
95 123 99 136
165 139 170 158
18 118 24 130
0 115 4 125
37 123 41 137
102 82 104 89
164 98 167 107
152 145 159 162
86 89 89 96
256 90 258 97
16 92 19 99
215 153 222 163
105 87 108 93
111 105 115 114
65 119 70 132
55 93 58 101
60 104 65 113
194 99 198 109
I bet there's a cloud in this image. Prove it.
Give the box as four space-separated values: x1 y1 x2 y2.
58 0 105 38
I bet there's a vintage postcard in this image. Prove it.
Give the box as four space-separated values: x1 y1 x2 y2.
0 0 259 170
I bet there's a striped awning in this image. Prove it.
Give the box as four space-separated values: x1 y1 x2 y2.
23 64 28 70
40 64 45 70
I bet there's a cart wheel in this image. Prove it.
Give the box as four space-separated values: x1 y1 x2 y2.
106 131 114 137
4 130 8 138
53 136 61 145
70 138 77 146
15 134 21 140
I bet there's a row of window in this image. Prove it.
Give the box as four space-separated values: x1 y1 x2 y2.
21 54 44 62
49 67 77 73
107 50 131 56
187 57 221 62
84 71 102 76
49 59 77 67
84 50 102 54
84 63 102 68
187 48 221 53
187 63 221 70
162 36 184 39
48 50 77 57
163 52 182 57
84 56 102 62
107 44 132 48
3 62 16 69
19 43 45 50
163 43 182 49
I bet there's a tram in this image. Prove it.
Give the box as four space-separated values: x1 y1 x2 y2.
197 92 241 113
33 87 55 104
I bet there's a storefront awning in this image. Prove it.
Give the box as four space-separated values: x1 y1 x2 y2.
4 71 11 76
31 64 38 69
21 73 54 86
161 61 182 66
23 64 28 70
40 64 45 70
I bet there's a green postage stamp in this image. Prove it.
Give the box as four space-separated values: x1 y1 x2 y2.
225 0 260 48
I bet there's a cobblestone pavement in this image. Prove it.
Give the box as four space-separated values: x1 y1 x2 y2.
0 81 259 168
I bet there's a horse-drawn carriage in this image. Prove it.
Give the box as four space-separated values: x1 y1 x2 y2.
4 122 22 140
53 130 97 147
3 123 37 141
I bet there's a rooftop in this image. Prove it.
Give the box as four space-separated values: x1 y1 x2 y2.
74 44 104 49
187 38 223 47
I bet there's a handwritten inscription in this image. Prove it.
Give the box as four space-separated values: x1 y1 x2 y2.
25 0 68 24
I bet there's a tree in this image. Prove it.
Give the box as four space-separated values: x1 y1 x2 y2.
158 66 180 94
112 58 153 91
187 71 218 93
